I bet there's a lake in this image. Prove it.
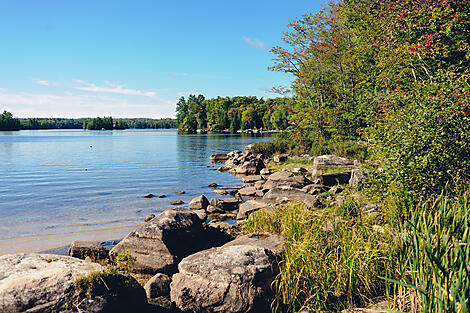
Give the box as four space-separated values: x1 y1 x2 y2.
0 129 271 254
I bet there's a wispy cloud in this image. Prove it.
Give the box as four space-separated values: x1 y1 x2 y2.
32 78 51 86
73 79 157 98
242 37 267 50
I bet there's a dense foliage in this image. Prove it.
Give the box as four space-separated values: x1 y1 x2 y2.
269 0 470 198
0 111 21 131
175 95 291 133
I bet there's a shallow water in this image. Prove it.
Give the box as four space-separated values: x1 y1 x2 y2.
0 129 270 254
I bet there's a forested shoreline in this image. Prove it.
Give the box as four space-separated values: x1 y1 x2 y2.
175 95 291 132
0 112 176 130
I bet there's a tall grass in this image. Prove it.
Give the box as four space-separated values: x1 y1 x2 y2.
243 200 396 312
390 196 470 312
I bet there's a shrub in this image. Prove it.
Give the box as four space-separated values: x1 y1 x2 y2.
367 75 470 204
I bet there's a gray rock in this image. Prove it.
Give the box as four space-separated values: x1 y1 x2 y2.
264 172 312 189
255 190 266 197
234 158 266 175
237 199 273 220
68 240 109 262
314 172 351 186
144 273 171 299
209 153 229 162
210 198 240 212
301 184 328 195
238 186 257 197
110 207 209 274
313 155 354 169
242 175 264 184
223 232 284 257
267 170 294 181
189 195 209 210
0 253 147 313
263 187 323 208
170 244 278 312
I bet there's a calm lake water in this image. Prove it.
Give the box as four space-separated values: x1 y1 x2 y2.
0 129 271 254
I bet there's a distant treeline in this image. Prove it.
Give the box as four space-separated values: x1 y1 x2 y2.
0 111 21 131
176 95 291 133
16 116 176 130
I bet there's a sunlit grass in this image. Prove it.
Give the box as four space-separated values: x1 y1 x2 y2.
243 200 396 312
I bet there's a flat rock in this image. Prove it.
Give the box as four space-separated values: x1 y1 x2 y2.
237 199 273 220
264 173 312 189
213 189 228 196
144 193 154 198
110 207 209 274
238 186 257 197
223 232 284 257
171 200 184 205
263 187 323 208
0 253 147 313
68 240 109 262
313 155 354 169
241 175 264 184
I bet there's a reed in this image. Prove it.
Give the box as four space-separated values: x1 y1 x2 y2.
390 196 470 313
243 200 396 312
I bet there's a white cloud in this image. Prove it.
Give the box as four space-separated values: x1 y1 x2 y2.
73 79 157 98
32 78 51 86
242 37 267 50
0 88 176 118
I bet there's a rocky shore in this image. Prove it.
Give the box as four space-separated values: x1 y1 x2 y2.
0 144 371 313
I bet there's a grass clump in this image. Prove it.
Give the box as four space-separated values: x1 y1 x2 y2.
390 196 470 313
243 200 396 312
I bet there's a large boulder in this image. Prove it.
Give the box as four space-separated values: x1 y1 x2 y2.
263 187 323 208
170 234 282 313
68 240 109 262
210 198 240 212
0 253 147 313
264 171 312 189
189 195 209 210
110 207 209 275
223 232 284 257
237 199 273 220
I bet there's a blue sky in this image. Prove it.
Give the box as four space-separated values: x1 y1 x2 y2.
0 0 324 118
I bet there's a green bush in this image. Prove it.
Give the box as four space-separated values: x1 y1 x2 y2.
368 75 470 204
